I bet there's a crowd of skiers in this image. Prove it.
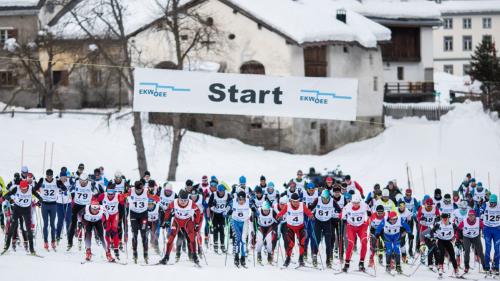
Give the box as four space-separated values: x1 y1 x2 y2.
0 165 499 278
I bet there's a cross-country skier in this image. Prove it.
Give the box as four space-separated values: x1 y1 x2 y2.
480 194 500 276
255 201 277 265
373 189 396 212
128 181 150 263
55 170 73 244
2 180 43 255
79 199 114 262
290 170 307 193
375 211 413 274
34 169 68 251
440 194 455 217
397 199 413 263
472 182 488 207
402 188 419 257
147 198 160 254
344 175 365 198
341 194 371 272
228 191 254 267
97 182 126 260
369 205 386 266
457 209 485 273
417 197 440 270
252 186 266 209
67 173 103 251
208 184 231 253
276 193 314 267
430 213 460 277
312 189 338 268
332 185 347 262
264 182 279 204
159 189 202 266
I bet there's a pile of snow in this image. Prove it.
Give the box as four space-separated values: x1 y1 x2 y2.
3 38 18 52
184 60 221 72
226 0 390 48
434 72 482 103
1 102 499 197
438 0 500 14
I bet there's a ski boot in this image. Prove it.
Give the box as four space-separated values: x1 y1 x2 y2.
298 254 305 267
283 256 291 268
494 269 499 277
133 251 138 264
44 242 49 251
85 249 92 261
159 254 169 265
396 265 403 274
402 253 408 264
66 243 72 252
438 265 444 279
106 250 115 262
342 261 350 272
312 254 318 268
257 252 262 264
78 238 82 251
303 252 308 263
359 261 366 272
464 266 469 274
56 237 61 246
114 249 120 261
386 265 391 274
378 253 384 265
144 253 149 264
234 255 240 267
267 253 273 264
326 256 333 269
221 245 227 254
193 253 200 266
214 243 219 254
240 256 246 267
51 241 56 251
119 242 123 252
24 241 28 252
453 267 459 277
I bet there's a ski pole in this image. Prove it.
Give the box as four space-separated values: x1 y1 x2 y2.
308 219 324 269
224 217 231 267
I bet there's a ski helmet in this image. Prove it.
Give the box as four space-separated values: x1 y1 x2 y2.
262 201 271 211
351 194 361 204
19 180 29 190
114 171 123 179
490 194 498 204
388 211 398 220
290 193 300 201
382 189 390 197
306 182 315 190
217 184 226 192
90 199 100 210
268 182 275 188
441 213 450 219
179 190 189 200
79 173 89 181
254 186 263 194
237 191 246 200
46 169 53 176
185 179 193 187
376 205 384 213
468 209 476 216
321 189 331 199
279 196 288 205
163 183 173 191
239 176 247 184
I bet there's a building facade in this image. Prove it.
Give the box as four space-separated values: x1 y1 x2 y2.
137 0 389 154
434 1 500 76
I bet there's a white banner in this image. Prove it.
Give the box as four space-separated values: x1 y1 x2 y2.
133 68 358 121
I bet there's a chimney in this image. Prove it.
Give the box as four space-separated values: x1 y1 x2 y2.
336 8 347 23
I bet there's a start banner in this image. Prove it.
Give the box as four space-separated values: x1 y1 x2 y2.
133 68 358 121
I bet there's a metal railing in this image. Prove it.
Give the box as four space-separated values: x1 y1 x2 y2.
383 103 455 121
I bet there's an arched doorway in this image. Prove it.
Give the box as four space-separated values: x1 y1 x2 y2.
240 60 265 75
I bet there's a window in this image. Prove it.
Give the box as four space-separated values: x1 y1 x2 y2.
483 17 492 29
463 36 472 51
52 70 69 86
373 76 378 91
463 64 471 75
0 71 15 87
483 35 492 44
240 61 265 75
204 121 214 128
444 64 454 75
381 27 420 61
444 36 453 51
463 18 472 29
397 67 404 81
304 46 327 77
310 121 317 130
443 18 453 29
89 69 102 87
250 123 262 129
0 28 17 45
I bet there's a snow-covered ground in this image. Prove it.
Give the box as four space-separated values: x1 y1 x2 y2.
434 72 482 104
1 101 499 280
1 101 499 196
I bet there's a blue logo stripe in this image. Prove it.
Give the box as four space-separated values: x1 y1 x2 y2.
300 89 352 100
139 82 190 92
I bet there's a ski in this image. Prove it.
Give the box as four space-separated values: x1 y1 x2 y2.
353 270 377 278
386 270 396 277
28 253 44 258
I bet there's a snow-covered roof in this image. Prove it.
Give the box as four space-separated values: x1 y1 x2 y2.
438 0 500 15
0 0 39 7
224 0 390 48
49 0 170 39
334 0 441 23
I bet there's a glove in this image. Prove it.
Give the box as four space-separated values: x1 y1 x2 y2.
194 224 200 233
164 221 171 229
455 240 462 249
408 233 414 240
226 210 233 217
36 201 42 207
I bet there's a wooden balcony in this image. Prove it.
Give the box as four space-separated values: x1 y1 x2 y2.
384 82 436 103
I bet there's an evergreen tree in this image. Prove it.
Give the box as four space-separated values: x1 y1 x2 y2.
469 39 500 83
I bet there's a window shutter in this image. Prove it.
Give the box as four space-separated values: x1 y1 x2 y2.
7 29 18 39
61 70 69 86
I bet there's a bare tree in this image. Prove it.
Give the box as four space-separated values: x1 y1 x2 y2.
66 0 148 176
155 0 220 181
4 28 81 113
